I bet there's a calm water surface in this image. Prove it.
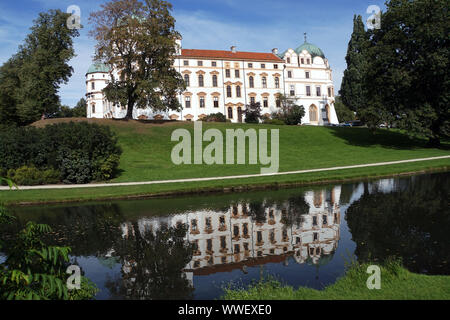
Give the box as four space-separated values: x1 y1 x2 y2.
2 172 449 299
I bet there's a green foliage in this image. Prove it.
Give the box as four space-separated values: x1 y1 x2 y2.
0 206 98 300
334 96 356 123
89 0 185 119
271 94 305 125
339 15 369 115
341 1 450 144
0 10 80 126
52 98 87 118
7 166 60 186
0 122 122 184
244 102 262 124
201 112 227 123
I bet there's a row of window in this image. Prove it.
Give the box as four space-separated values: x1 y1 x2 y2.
184 95 274 109
288 85 334 97
183 60 278 70
286 57 311 65
287 70 311 79
184 74 280 89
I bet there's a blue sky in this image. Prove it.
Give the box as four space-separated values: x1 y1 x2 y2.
0 0 386 107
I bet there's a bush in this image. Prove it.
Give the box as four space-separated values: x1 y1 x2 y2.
0 122 122 184
58 151 93 184
272 105 305 125
201 113 227 123
244 102 262 124
7 166 60 186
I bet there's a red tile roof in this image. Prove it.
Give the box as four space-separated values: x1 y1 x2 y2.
180 49 284 62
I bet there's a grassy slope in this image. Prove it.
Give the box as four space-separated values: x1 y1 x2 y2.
223 261 450 300
1 118 449 205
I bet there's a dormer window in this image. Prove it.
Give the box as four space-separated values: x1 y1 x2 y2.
307 58 311 64
301 58 305 64
286 57 291 64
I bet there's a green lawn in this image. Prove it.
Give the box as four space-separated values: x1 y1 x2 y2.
222 260 450 300
1 119 448 205
105 121 449 183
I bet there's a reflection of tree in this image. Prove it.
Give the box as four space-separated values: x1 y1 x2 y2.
281 195 310 227
1 204 124 257
249 202 267 224
105 223 194 300
346 174 450 275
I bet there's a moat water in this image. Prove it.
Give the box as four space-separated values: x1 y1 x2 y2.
1 172 449 300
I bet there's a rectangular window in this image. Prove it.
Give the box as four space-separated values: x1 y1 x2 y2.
290 85 295 97
212 75 218 87
301 58 304 64
276 98 281 108
199 96 205 108
225 69 231 78
212 61 217 67
274 64 278 69
287 57 291 64
328 87 332 97
235 69 240 78
183 60 189 66
307 58 310 64
261 63 266 69
198 60 203 66
306 86 311 97
213 97 219 108
185 97 191 108
250 97 256 104
316 86 321 97
91 82 95 90
248 63 253 68
263 98 268 108
305 71 310 79
288 71 292 78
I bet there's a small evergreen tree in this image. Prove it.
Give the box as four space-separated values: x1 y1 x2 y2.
244 102 262 124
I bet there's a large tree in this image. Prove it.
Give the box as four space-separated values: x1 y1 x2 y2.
364 0 449 145
339 15 369 115
0 10 80 126
89 0 185 119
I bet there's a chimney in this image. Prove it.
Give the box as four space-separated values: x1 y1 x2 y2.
272 48 278 55
231 46 237 53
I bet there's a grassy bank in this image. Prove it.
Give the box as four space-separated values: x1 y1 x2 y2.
0 119 448 205
223 261 450 300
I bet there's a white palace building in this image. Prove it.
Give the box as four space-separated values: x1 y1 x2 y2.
86 35 339 125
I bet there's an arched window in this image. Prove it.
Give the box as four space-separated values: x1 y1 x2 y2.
198 75 204 87
184 74 190 86
91 103 96 114
226 85 232 98
275 77 280 88
309 105 318 122
228 107 233 119
212 75 218 87
249 76 254 88
236 85 241 97
262 77 267 88
91 82 95 90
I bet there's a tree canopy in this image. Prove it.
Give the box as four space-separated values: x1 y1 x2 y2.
0 10 80 126
89 0 185 119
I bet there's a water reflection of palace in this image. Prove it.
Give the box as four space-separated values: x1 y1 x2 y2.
120 186 341 279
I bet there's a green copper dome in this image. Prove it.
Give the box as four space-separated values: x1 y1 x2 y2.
295 42 325 58
86 63 110 75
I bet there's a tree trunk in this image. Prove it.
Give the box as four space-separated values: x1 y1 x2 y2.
125 101 134 119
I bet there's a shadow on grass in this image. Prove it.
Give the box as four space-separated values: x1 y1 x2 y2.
327 127 450 150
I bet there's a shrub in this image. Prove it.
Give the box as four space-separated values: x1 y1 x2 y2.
6 166 60 186
244 102 262 124
201 113 227 123
58 151 93 184
0 122 122 184
93 154 121 181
